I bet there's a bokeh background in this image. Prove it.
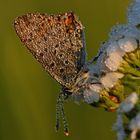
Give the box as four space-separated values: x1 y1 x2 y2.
0 0 130 140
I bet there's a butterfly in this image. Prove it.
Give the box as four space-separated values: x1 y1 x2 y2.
14 12 88 136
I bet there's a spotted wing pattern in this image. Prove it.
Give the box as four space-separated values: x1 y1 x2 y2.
14 12 86 88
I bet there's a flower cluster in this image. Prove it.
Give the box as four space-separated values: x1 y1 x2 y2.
71 0 140 111
71 0 140 140
113 93 140 140
71 0 140 139
71 23 140 112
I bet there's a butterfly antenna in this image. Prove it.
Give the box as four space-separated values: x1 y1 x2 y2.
55 92 69 136
61 96 69 136
55 95 61 131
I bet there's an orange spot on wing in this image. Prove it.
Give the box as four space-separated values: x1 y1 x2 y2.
65 15 74 26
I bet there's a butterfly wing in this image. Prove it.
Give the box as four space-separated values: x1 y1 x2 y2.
14 12 86 88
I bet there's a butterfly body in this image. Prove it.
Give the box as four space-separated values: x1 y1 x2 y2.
14 12 88 134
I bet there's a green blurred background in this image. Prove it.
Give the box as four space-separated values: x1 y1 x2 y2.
0 0 130 140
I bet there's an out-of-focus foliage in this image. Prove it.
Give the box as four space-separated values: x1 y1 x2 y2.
0 0 129 140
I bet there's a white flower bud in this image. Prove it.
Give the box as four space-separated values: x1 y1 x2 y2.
118 93 138 113
105 53 123 71
100 72 124 88
107 41 125 57
118 37 137 52
83 84 102 104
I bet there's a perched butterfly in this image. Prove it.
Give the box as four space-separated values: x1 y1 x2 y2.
14 12 90 135
13 0 140 137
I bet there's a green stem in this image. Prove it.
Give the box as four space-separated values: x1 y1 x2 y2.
119 61 140 77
